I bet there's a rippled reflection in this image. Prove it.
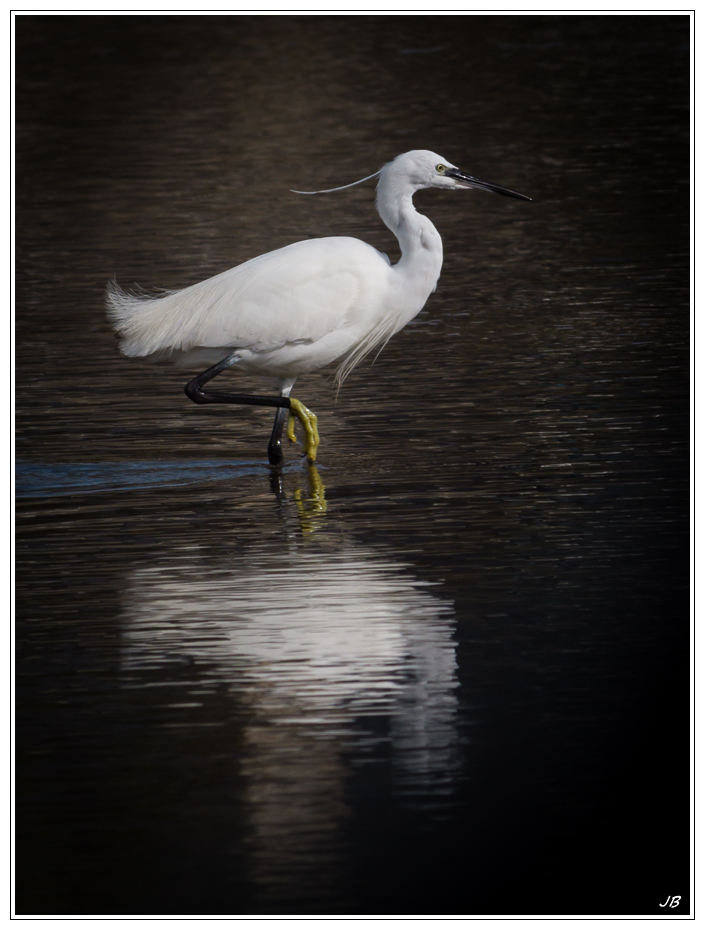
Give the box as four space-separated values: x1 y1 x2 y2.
119 531 457 907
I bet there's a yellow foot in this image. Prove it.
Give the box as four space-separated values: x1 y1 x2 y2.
286 398 320 462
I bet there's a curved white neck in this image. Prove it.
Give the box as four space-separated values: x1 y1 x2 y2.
375 173 443 284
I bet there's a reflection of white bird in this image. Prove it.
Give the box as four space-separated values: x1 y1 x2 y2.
107 149 530 464
121 545 458 750
120 543 459 907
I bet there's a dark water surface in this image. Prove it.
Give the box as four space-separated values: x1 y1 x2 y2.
15 15 690 916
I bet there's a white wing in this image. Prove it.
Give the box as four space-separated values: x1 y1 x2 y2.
107 237 389 360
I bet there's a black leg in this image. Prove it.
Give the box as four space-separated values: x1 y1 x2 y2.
267 406 290 468
184 356 292 412
185 356 293 465
183 357 319 464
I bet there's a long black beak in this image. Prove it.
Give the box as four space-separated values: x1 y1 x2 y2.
445 168 532 201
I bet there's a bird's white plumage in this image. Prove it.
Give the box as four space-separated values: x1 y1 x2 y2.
107 150 517 385
109 237 395 378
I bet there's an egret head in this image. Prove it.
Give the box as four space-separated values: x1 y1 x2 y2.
291 149 531 202
388 150 532 201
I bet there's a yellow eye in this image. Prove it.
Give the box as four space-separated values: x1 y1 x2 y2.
436 164 446 173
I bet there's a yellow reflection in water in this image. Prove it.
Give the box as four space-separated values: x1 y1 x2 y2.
292 463 327 535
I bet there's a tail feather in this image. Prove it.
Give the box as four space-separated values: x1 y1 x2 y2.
106 279 180 357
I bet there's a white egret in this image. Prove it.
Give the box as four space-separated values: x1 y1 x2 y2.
106 149 530 465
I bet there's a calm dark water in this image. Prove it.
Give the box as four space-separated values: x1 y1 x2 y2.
15 15 690 916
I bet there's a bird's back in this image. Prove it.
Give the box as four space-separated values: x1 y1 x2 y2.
108 237 394 376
